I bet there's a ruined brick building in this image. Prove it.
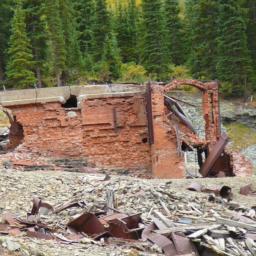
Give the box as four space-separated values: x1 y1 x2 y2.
0 80 252 178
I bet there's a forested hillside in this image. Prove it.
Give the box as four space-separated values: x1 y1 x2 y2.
0 0 255 97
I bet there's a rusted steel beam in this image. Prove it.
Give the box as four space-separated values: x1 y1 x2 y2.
164 96 196 134
164 95 187 117
146 83 154 144
167 95 198 108
200 133 229 177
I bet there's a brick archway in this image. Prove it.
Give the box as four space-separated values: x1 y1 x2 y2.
164 79 221 143
164 79 207 93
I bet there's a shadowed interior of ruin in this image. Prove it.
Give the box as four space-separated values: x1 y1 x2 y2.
62 95 78 108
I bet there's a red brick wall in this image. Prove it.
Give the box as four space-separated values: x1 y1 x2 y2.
8 95 151 170
151 85 185 178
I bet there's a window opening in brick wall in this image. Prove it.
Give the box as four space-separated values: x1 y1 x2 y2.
62 95 78 108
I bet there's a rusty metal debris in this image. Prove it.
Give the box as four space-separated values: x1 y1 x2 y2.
54 200 86 214
67 212 106 237
165 95 196 134
142 223 176 255
2 181 256 256
30 197 54 216
240 184 256 196
187 183 233 200
142 223 199 256
200 133 229 177
146 83 154 145
68 212 143 240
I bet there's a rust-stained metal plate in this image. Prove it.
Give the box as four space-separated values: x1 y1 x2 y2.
108 219 142 240
107 213 142 240
0 223 10 234
2 213 25 228
240 184 256 196
30 197 54 216
0 224 22 236
100 213 128 226
142 223 176 256
67 212 106 235
27 227 55 240
200 133 229 177
122 214 142 229
171 232 199 255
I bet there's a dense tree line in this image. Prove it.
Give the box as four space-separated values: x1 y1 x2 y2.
0 0 255 96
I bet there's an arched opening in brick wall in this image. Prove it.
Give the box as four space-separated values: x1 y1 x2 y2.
164 79 221 177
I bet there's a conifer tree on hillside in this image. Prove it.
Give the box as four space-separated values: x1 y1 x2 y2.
164 0 184 65
116 0 139 63
245 0 256 76
59 0 82 75
76 0 96 69
24 0 48 87
141 0 169 79
0 0 14 81
183 0 197 59
6 1 36 88
217 0 253 95
102 32 121 81
188 0 219 79
94 0 111 61
45 0 66 86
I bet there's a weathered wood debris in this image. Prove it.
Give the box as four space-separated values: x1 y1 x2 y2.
0 175 256 256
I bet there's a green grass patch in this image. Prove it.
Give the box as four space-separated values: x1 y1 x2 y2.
225 123 256 151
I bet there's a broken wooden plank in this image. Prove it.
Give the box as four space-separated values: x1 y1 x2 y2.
215 217 256 231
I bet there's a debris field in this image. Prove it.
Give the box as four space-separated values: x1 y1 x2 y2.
0 169 256 256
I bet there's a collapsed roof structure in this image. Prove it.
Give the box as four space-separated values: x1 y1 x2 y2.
0 79 252 178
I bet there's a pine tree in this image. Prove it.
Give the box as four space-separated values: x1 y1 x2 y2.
102 32 121 81
217 0 253 95
94 0 111 61
0 0 14 81
75 0 96 69
116 0 139 63
183 0 197 60
188 0 219 79
6 1 36 88
24 0 48 87
45 0 66 86
245 0 256 75
59 0 82 75
164 0 184 65
141 0 169 79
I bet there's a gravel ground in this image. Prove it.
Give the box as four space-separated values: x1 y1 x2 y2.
0 169 256 256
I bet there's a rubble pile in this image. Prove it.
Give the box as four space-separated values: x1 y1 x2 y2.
0 170 256 255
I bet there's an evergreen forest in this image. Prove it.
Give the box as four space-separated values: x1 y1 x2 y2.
0 0 256 97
